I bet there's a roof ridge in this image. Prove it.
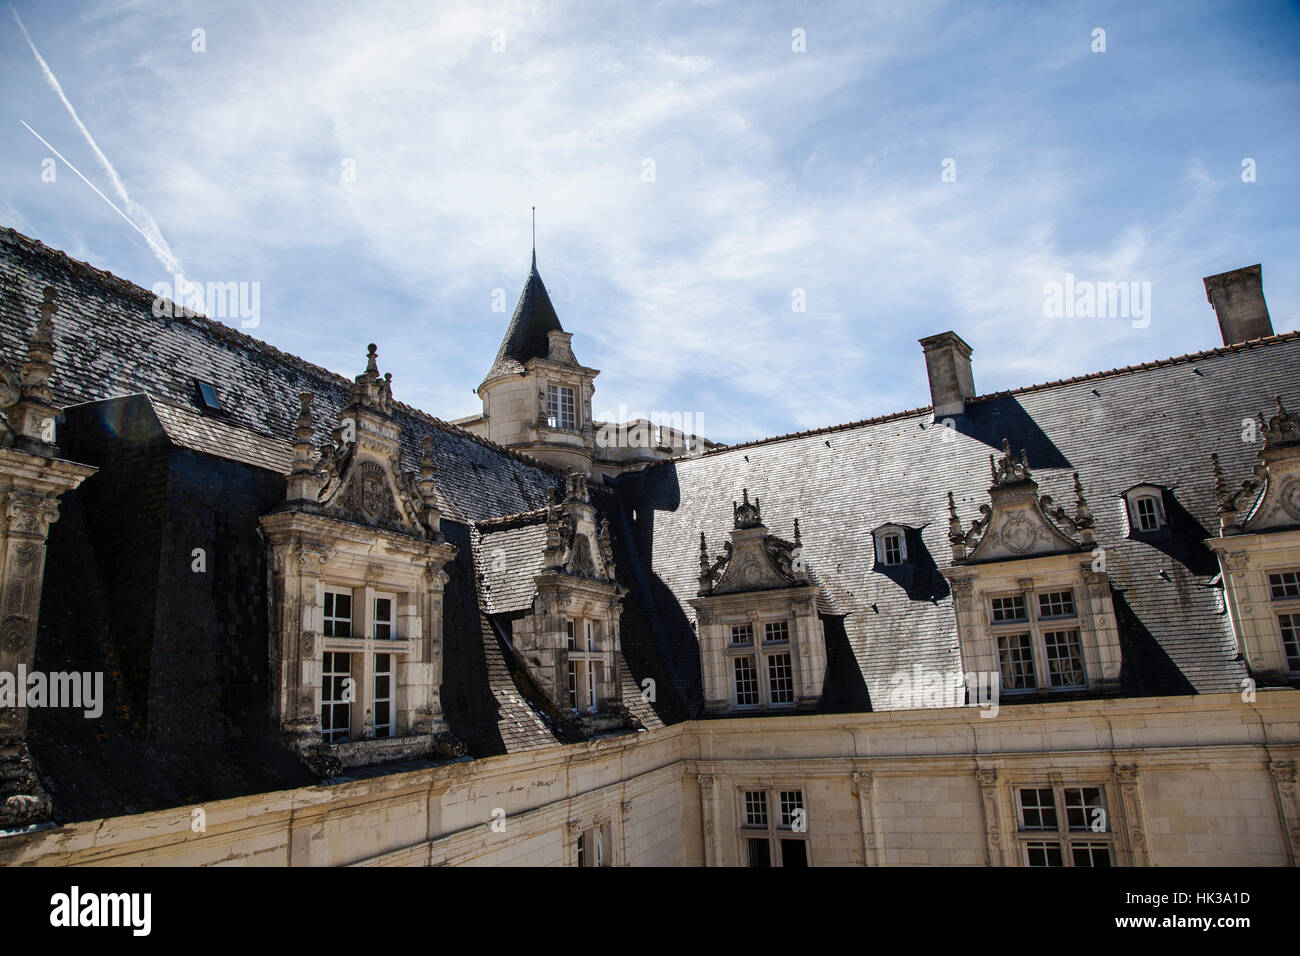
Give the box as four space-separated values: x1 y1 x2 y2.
0 225 564 476
656 329 1300 464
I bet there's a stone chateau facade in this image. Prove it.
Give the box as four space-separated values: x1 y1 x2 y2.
0 228 1297 866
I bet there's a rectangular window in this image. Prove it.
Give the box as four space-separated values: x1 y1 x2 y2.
1134 495 1162 531
1064 787 1107 832
575 824 609 867
743 791 768 828
991 595 1027 624
1017 788 1057 830
567 660 579 710
881 533 903 565
1017 785 1114 867
730 624 753 646
588 661 599 711
998 634 1036 690
1071 843 1113 867
547 385 576 430
1278 614 1300 672
372 592 395 640
576 831 585 867
739 787 809 867
321 651 352 743
734 656 759 706
1025 841 1064 867
1044 630 1085 687
779 840 808 867
1037 589 1076 619
323 588 353 638
373 653 393 738
566 619 576 651
1269 570 1300 600
763 621 790 644
778 791 804 831
767 654 794 705
586 619 596 653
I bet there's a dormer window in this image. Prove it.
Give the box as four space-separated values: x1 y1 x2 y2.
873 525 909 567
372 592 396 640
1268 569 1300 672
1122 485 1168 534
324 587 353 637
547 384 576 430
988 587 1085 693
565 616 603 713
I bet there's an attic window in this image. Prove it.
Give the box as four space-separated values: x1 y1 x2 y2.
873 525 909 567
195 379 223 413
1122 485 1168 534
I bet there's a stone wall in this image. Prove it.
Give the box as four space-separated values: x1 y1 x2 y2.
3 692 1297 866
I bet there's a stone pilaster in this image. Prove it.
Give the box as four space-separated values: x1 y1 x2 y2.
698 773 718 867
1268 760 1300 866
1112 763 1151 866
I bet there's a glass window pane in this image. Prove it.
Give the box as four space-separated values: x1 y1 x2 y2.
998 634 1036 690
1044 630 1086 688
779 840 808 867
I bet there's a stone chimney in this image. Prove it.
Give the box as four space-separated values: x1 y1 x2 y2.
1205 265 1272 346
919 331 975 419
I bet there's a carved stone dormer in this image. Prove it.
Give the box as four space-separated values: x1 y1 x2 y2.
942 445 1120 701
948 441 1093 565
691 491 826 714
517 472 626 731
259 347 460 775
1206 396 1300 683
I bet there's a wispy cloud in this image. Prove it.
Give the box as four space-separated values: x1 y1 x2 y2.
10 3 182 275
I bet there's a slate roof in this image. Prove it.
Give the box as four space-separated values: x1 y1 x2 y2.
482 254 564 384
0 227 565 527
614 332 1300 715
474 512 550 615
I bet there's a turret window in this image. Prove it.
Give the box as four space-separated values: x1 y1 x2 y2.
547 384 576 429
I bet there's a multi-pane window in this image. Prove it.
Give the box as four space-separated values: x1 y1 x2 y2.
767 654 794 705
373 653 393 738
1038 590 1075 619
880 532 903 566
729 619 797 709
733 656 760 706
991 595 1027 623
990 588 1086 694
320 583 410 742
565 617 602 713
323 588 353 637
321 651 352 743
1269 570 1300 672
372 592 395 640
740 789 808 867
547 384 576 430
998 634 1036 690
1134 496 1162 531
1016 785 1112 867
1043 630 1085 687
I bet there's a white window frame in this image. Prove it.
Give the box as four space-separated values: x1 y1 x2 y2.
575 822 610 867
989 587 1086 693
547 384 576 430
737 788 809 867
1015 783 1114 867
320 581 412 741
1268 568 1300 672
728 617 796 709
565 616 602 714
321 651 353 743
875 529 907 566
1125 488 1167 533
323 586 354 638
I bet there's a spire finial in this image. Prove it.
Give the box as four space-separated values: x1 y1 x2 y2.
531 206 536 269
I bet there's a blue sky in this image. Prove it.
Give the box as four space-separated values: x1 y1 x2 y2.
2 0 1297 445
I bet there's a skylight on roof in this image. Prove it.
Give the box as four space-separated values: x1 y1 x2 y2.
195 380 223 412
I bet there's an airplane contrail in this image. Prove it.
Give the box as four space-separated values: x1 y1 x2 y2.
11 5 184 276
